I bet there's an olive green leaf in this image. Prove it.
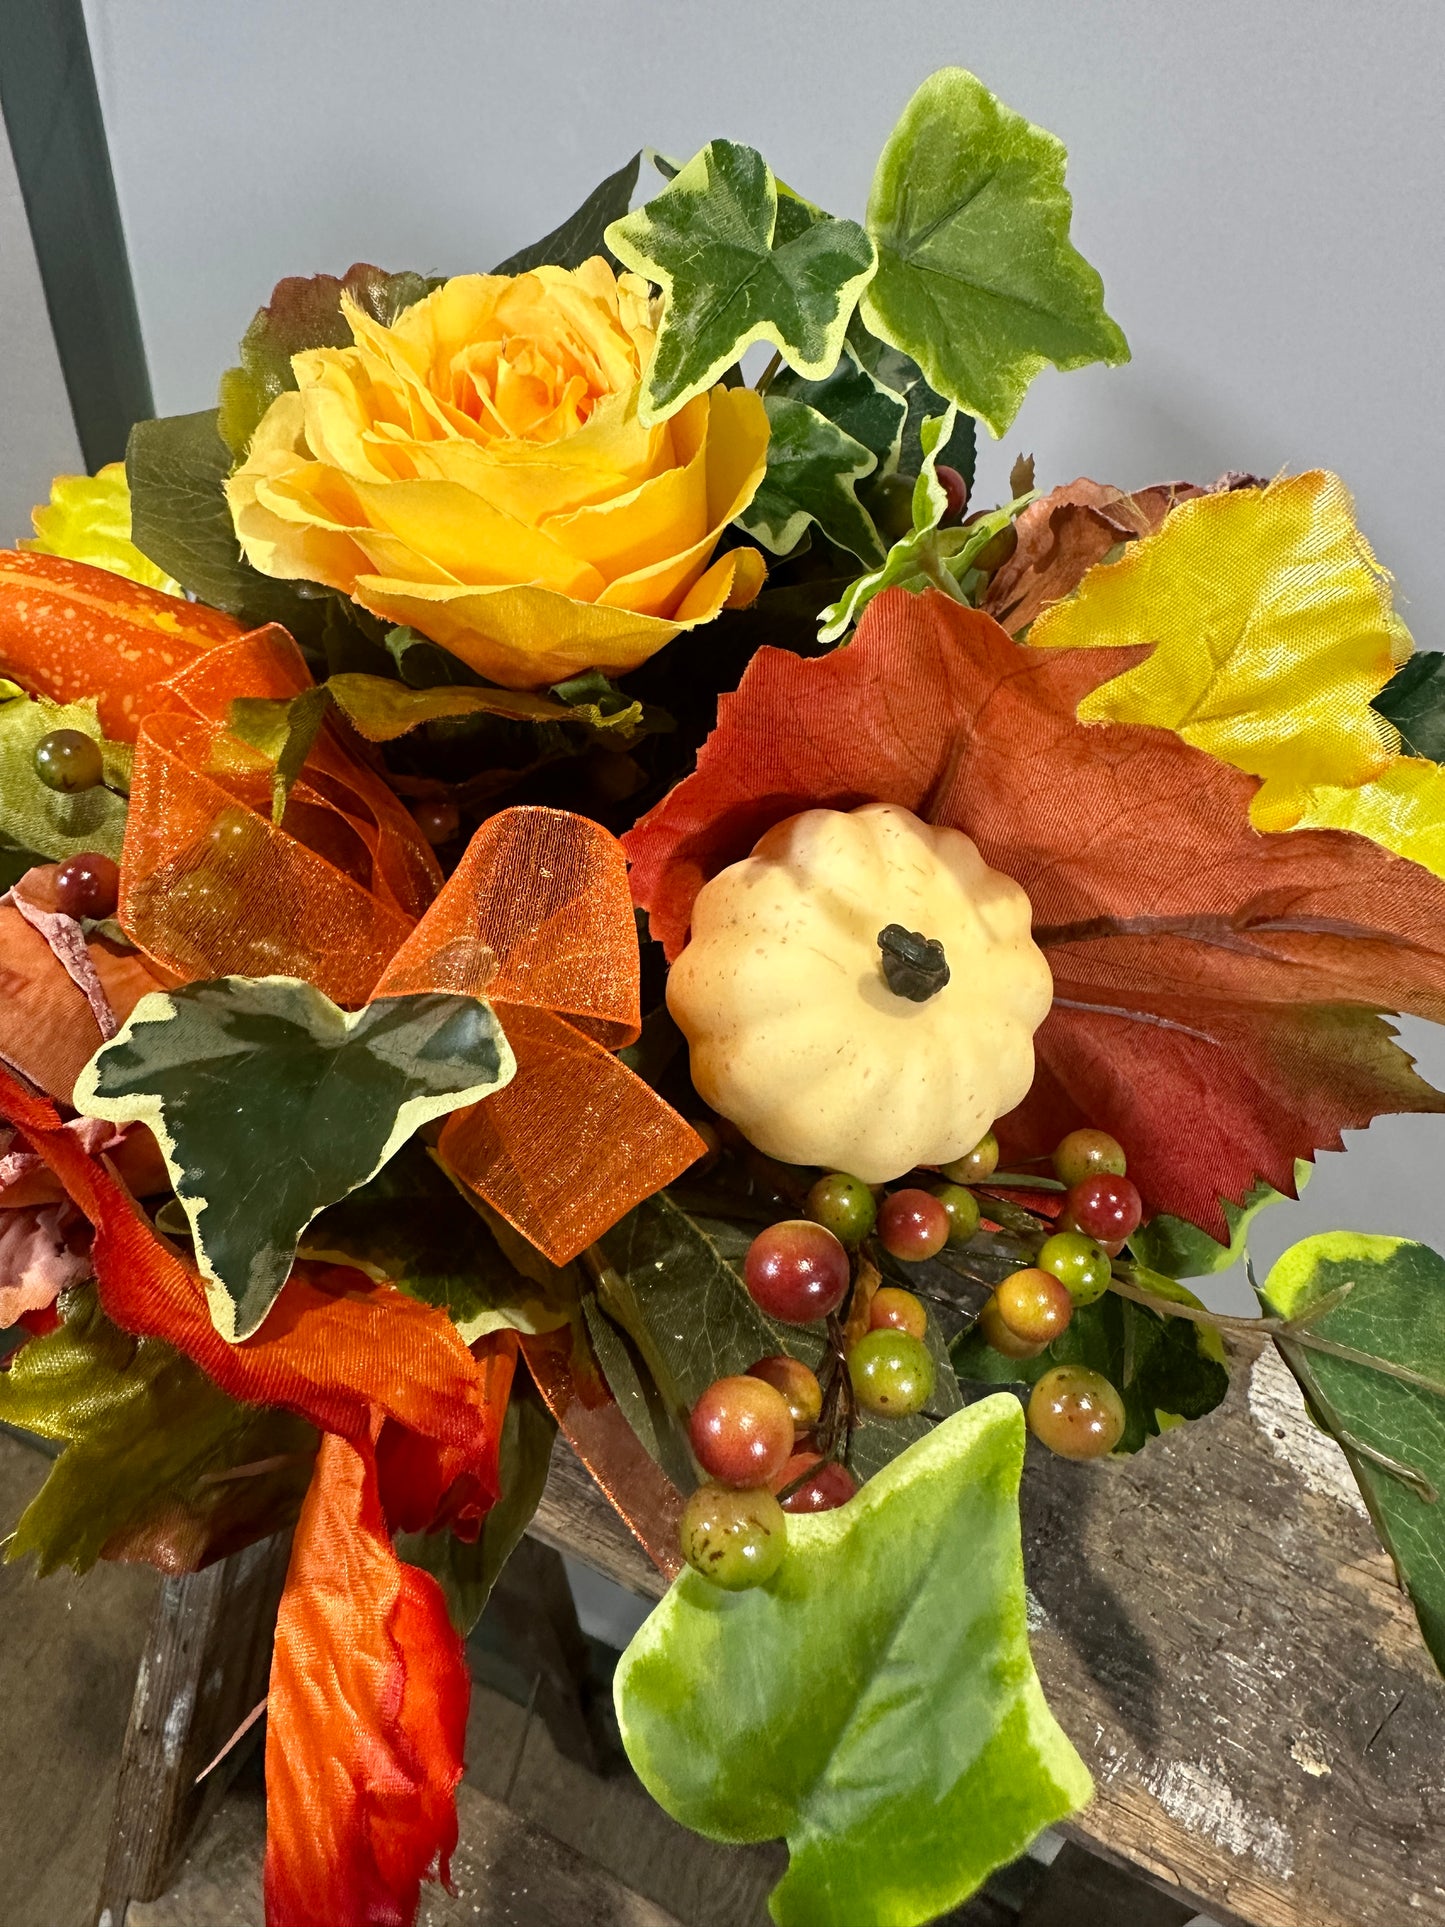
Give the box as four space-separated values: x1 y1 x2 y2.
217 263 437 459
0 1286 315 1576
301 1138 573 1342
126 409 325 635
0 835 44 891
738 396 884 565
1376 651 1445 761
605 141 876 424
493 153 643 276
860 67 1130 439
74 978 517 1341
227 685 329 824
1131 1163 1310 1279
616 1399 1092 1927
397 1373 558 1636
1259 1234 1445 1671
769 343 907 471
323 669 647 745
952 1285 1228 1453
0 681 130 863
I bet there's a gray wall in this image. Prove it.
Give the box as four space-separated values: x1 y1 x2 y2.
43 1 1445 1290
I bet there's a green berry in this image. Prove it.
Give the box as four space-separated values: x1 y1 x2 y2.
849 1329 934 1417
805 1172 876 1246
940 1130 999 1183
680 1482 787 1590
1028 1365 1125 1459
1052 1128 1126 1186
1037 1230 1113 1306
931 1182 980 1245
33 728 103 793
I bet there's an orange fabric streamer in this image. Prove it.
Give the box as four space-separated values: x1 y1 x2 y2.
264 1428 469 1927
372 807 706 1263
0 550 240 738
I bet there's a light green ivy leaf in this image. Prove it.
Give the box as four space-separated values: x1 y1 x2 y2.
1260 1234 1445 1672
0 681 130 863
738 395 885 566
860 67 1129 439
75 978 516 1341
617 1398 1092 1927
605 141 876 424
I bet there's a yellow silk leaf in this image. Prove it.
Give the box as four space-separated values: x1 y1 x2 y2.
1030 472 1412 829
24 463 181 596
1295 757 1445 876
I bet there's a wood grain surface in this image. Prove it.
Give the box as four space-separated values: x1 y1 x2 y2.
529 1335 1445 1927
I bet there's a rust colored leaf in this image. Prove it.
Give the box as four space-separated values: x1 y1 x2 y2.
624 589 1445 1236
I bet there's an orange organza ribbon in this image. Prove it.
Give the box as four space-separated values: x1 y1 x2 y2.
104 624 701 1262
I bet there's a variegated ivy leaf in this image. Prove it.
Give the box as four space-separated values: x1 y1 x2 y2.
75 977 516 1341
737 396 885 566
861 67 1129 438
605 141 876 424
770 341 907 472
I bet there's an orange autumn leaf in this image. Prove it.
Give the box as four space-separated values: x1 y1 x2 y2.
0 550 240 739
265 1429 468 1927
624 588 1445 1237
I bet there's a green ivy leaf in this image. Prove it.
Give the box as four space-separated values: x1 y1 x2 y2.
860 67 1129 439
952 1286 1228 1453
126 408 326 634
227 685 329 824
0 1286 315 1576
75 979 516 1341
844 325 977 484
605 141 876 424
217 263 437 459
1260 1235 1445 1671
301 1139 573 1341
1376 651 1445 762
0 681 130 863
1130 1164 1310 1279
738 395 884 565
594 1197 960 1489
616 1399 1092 1926
493 154 643 276
770 344 907 471
396 1373 557 1636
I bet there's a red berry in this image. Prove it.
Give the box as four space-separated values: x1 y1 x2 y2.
936 464 969 524
747 1355 823 1434
1055 1205 1125 1258
1066 1173 1142 1245
867 1286 927 1341
877 1188 949 1262
780 1457 857 1514
411 798 460 844
1027 1366 1126 1459
689 1375 795 1488
744 1220 850 1323
52 852 120 920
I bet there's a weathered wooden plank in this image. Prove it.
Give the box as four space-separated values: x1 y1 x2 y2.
526 1336 1445 1927
94 1531 292 1927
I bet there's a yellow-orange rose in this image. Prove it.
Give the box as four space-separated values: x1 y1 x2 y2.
226 259 770 688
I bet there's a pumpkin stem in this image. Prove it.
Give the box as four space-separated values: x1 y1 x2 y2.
877 924 950 1001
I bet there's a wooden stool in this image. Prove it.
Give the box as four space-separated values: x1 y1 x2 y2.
96 1335 1445 1927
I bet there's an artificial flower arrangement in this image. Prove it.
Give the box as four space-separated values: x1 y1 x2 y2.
2 61 1444 1927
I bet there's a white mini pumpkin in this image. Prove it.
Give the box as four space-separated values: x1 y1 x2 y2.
666 803 1052 1182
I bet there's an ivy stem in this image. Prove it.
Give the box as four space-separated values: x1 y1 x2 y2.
755 348 783 394
1108 1272 1445 1402
918 544 970 606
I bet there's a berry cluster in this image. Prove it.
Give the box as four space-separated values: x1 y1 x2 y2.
680 1121 1144 1587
